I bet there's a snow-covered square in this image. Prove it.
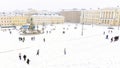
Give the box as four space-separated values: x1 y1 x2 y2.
0 23 120 68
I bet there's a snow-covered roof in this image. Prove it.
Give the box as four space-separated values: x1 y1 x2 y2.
31 14 64 18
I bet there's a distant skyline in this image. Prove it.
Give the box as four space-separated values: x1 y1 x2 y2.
0 0 120 11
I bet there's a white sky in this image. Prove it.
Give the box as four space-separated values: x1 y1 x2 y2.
0 0 120 11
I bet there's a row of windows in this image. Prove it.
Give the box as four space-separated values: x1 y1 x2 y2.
0 23 22 26
0 20 26 23
0 18 26 20
33 18 64 20
82 19 118 25
81 11 118 19
0 24 12 26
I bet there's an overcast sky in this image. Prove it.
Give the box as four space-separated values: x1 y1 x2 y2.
0 0 120 11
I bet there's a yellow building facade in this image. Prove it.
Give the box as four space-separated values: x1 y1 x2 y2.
31 15 64 25
12 15 27 26
100 8 120 26
0 15 27 26
80 8 120 26
80 9 100 25
0 16 13 26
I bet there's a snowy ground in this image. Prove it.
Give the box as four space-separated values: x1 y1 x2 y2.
0 23 120 68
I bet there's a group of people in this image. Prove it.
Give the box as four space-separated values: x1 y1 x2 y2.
104 29 119 42
19 36 35 42
103 30 113 39
19 53 30 65
17 25 71 66
111 36 119 42
18 49 40 65
18 37 25 42
62 25 78 34
19 36 46 43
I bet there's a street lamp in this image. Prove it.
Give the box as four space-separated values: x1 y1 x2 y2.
117 6 119 30
81 21 83 36
81 9 85 36
118 14 120 30
90 8 93 28
37 24 39 30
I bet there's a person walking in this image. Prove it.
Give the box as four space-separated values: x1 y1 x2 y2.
103 31 105 35
111 37 113 42
19 53 21 60
64 48 66 55
43 38 45 42
106 35 108 39
26 59 30 65
23 37 25 42
23 55 26 61
36 49 39 55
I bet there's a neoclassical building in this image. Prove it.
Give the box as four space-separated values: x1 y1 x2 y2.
25 9 64 25
80 9 100 25
0 9 64 26
30 14 64 25
99 8 120 26
80 7 120 26
0 14 27 26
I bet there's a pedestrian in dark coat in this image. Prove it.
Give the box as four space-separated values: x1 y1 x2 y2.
10 31 11 34
64 48 66 55
31 36 35 41
22 37 25 42
111 37 113 42
23 55 26 61
103 31 105 35
19 37 22 41
106 35 108 39
63 31 65 34
19 53 21 60
26 59 30 64
36 49 39 55
43 38 45 42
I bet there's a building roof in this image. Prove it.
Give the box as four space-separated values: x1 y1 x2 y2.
31 14 64 18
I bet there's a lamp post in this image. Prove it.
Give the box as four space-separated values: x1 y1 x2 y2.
117 6 119 30
37 24 38 30
118 14 120 30
81 9 85 36
81 21 83 36
90 8 93 28
42 22 45 33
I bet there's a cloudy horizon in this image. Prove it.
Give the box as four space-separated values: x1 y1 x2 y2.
0 0 119 12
